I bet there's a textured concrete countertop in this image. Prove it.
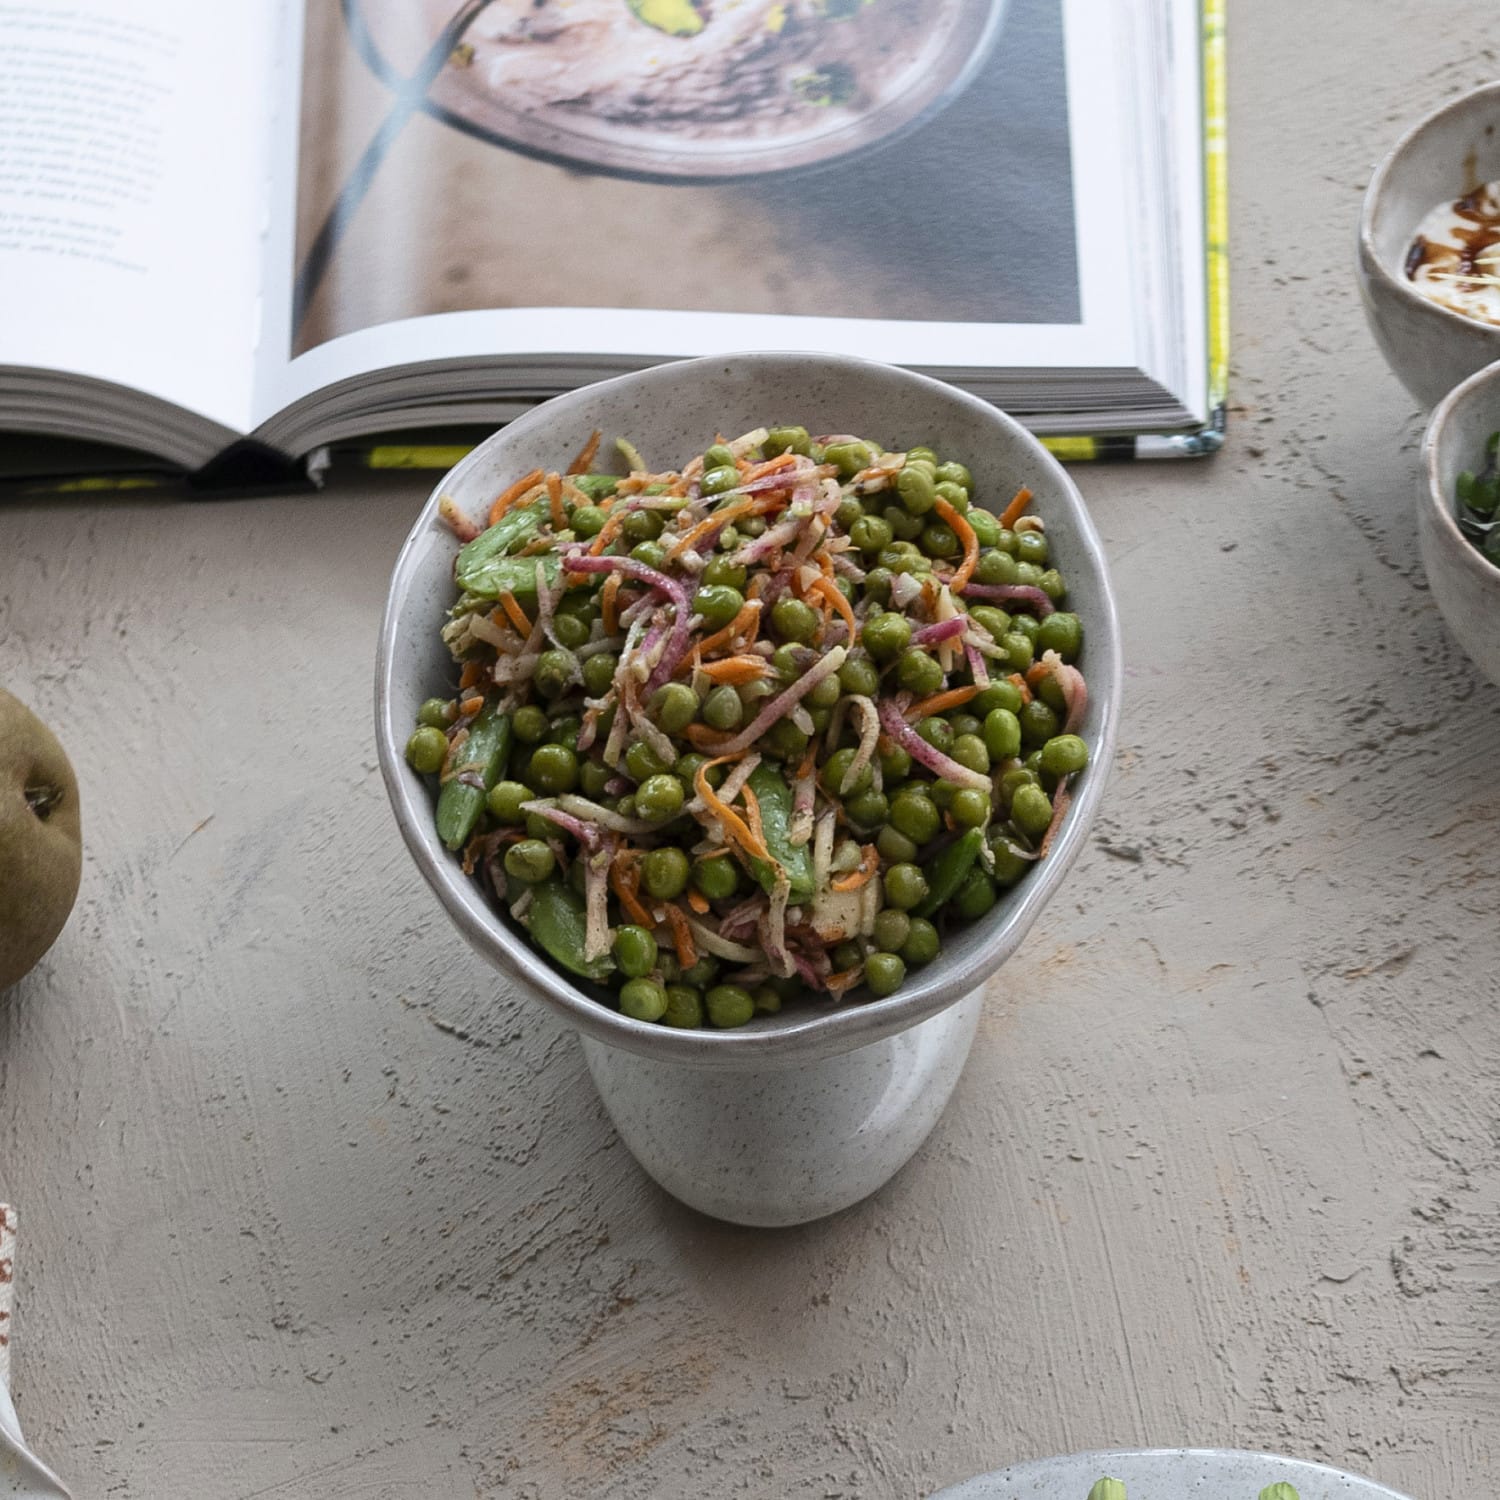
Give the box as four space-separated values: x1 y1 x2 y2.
3 5 1498 1496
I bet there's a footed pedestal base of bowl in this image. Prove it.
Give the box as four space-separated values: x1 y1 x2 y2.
580 988 983 1227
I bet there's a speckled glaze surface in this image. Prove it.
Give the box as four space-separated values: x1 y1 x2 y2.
376 352 1120 1073
930 1448 1414 1500
1419 358 1500 684
581 988 982 1226
1358 82 1500 408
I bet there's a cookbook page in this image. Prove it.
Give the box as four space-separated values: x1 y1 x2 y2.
254 0 1138 421
0 0 277 435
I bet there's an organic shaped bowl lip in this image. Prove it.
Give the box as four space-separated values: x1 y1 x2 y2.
1421 355 1500 586
375 352 1121 1069
1358 80 1500 340
929 1446 1415 1500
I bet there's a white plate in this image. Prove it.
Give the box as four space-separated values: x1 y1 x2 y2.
929 1449 1414 1500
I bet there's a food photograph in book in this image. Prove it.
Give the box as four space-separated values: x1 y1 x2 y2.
292 0 1080 356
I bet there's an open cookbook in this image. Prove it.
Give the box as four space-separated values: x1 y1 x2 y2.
0 0 1225 489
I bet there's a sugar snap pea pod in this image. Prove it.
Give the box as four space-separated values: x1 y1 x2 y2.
913 826 986 919
463 550 565 604
435 701 511 851
1257 1487 1300 1500
454 499 549 596
571 473 619 500
1086 1482 1127 1500
746 762 814 902
527 878 615 982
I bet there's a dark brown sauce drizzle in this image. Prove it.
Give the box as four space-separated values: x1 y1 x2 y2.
1408 187 1500 282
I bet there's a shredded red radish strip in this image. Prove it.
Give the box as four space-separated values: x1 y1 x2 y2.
911 617 968 647
965 641 991 687
960 582 1056 617
842 695 881 794
1038 775 1072 857
518 800 601 850
877 698 991 792
438 494 480 541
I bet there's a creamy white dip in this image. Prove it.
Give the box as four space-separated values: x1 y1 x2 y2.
1407 181 1500 326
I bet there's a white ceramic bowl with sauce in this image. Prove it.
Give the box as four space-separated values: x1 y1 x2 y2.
376 352 1120 1225
1419 357 1500 686
1358 82 1500 408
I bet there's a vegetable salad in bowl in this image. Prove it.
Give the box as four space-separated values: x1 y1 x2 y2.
404 420 1092 1030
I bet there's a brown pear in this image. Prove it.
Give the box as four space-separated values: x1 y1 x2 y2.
0 687 82 991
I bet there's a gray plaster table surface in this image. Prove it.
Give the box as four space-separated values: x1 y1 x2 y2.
3 5 1499 1497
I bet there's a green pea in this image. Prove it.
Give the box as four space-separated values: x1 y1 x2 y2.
505 839 555 884
1033 618 1080 667
950 787 991 828
717 526 741 552
693 855 739 901
701 555 747 590
738 514 767 538
862 612 912 662
863 566 894 606
884 862 929 911
1038 569 1067 603
642 847 690 901
636 774 685 822
994 528 1019 555
967 606 1010 643
834 655 878 698
550 612 588 650
1000 632 1035 672
622 508 664 543
524 810 555 840
983 707 1022 761
976 549 1020 586
874 908 912 953
951 868 997 921
921 522 960 558
896 464 938 515
624 740 672 782
1019 700 1059 748
988 836 1033 887
929 778 959 811
1040 734 1089 777
702 684 745 731
771 642 807 681
674 751 717 788
850 514 893 554
693 584 745 631
417 697 453 730
972 680 1023 716
1008 614 1041 647
661 984 703 1027
512 704 549 743
832 941 863 972
967 509 1001 548
877 825 919 864
613 925 659 979
628 540 666 571
702 442 737 472
846 789 889 828
486 780 530 823
835 496 865 531
753 985 783 1014
582 651 617 698
771 597 819 643
901 917 940 965
763 719 809 760
527 743 579 794
808 673 843 710
682 957 721 989
897 649 945 696
905 445 938 465
824 747 873 797
620 977 669 1023
570 505 609 538
884 505 924 541
825 440 874 478
917 716 954 753
1011 783 1054 839
701 464 740 496
649 682 700 735
766 424 811 457
406 726 447 775
1000 767 1040 801
879 743 912 783
934 461 972 492
1016 531 1049 565
864 952 907 997
951 733 990 775
578 760 611 798
1014 560 1044 587
703 985 754 1028
534 650 574 699
950 713 981 739
890 789 941 844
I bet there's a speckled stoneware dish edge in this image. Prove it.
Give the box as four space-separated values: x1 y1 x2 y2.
1357 81 1500 408
376 352 1121 1069
1420 356 1500 684
928 1447 1414 1500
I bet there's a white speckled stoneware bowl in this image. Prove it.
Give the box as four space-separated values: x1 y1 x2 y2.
1359 82 1500 408
1420 358 1500 685
929 1448 1414 1500
376 352 1120 1226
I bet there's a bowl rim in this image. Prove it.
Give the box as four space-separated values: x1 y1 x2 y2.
375 351 1122 1067
1420 355 1500 585
929 1446 1415 1499
1358 79 1500 338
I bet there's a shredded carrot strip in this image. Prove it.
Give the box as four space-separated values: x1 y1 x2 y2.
695 756 769 863
811 573 857 643
686 600 761 665
667 498 757 559
1009 671 1034 705
588 510 627 556
831 844 879 892
497 591 532 636
488 468 545 526
699 655 771 684
685 723 734 751
908 684 981 720
935 498 980 592
742 786 765 852
566 429 601 475
1025 660 1053 689
459 660 484 691
610 857 655 928
826 966 864 992
547 471 566 530
699 846 733 862
686 888 710 915
921 576 940 614
796 742 819 780
740 450 799 484
460 695 484 717
601 572 622 637
664 904 697 967
999 486 1034 530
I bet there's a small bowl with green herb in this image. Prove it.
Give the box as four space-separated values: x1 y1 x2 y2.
1420 357 1500 687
